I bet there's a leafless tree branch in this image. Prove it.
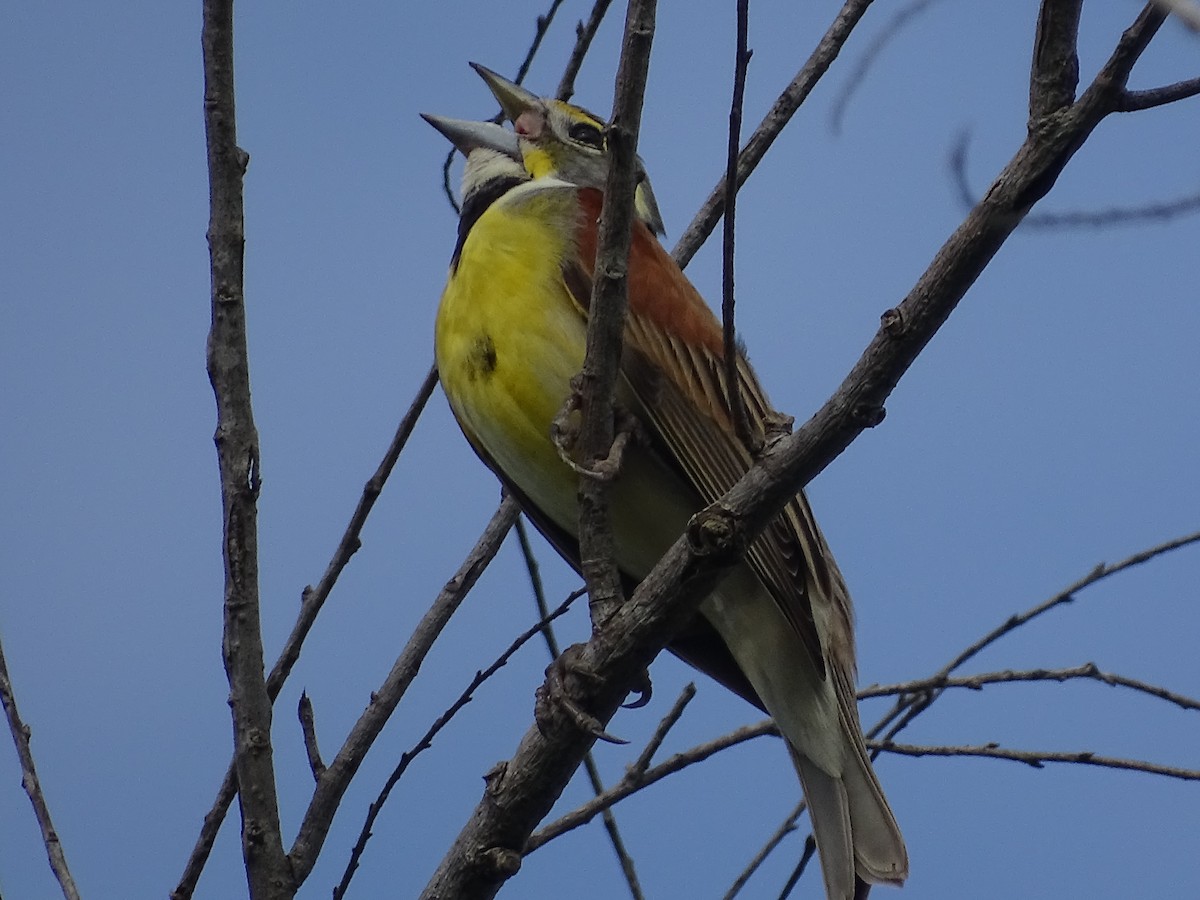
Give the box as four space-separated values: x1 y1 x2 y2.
528 718 776 852
0 634 81 900
172 364 438 899
1120 75 1200 110
873 741 1200 780
951 130 1200 228
860 662 1200 712
286 496 521 885
333 590 582 899
557 0 617 101
829 0 946 135
673 0 876 269
722 801 805 900
201 0 293 894
630 683 696 777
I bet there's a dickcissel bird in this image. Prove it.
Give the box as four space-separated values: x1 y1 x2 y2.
425 67 907 900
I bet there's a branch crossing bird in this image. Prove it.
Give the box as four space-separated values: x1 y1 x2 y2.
423 65 908 900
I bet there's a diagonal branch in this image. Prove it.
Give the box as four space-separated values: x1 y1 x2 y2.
557 0 617 101
673 0 876 268
287 496 521 885
873 741 1200 780
333 590 582 899
0 633 81 900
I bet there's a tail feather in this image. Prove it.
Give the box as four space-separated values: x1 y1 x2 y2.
792 749 856 900
790 737 908 899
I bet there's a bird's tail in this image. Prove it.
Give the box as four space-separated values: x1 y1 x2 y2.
787 719 908 900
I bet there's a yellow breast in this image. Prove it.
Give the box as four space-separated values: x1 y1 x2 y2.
435 183 588 532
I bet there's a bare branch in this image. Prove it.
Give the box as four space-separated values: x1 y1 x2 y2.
0 634 81 900
869 529 1200 745
721 0 754 448
873 741 1200 781
860 662 1200 713
630 683 697 777
173 364 438 899
777 835 819 900
287 497 521 886
829 0 946 135
722 801 804 900
528 719 776 851
333 591 582 900
201 0 292 894
557 0 617 101
673 0 876 268
1120 75 1200 110
950 130 1200 228
298 692 325 781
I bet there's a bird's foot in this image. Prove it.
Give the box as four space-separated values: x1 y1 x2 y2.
535 644 628 745
550 383 644 482
622 667 653 709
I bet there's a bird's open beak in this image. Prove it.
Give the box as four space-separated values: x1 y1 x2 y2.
420 114 521 160
470 62 540 124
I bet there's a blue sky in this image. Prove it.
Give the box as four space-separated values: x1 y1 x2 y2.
2 2 1198 898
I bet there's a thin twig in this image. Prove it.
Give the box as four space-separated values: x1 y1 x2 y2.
860 662 1200 712
722 801 804 900
872 741 1200 781
630 684 696 777
173 364 438 899
287 497 521 886
673 0 876 269
0 634 81 900
557 0 616 101
776 835 818 900
1120 76 1200 110
951 131 1200 229
830 0 945 134
201 0 292 894
722 0 753 448
333 591 583 900
872 530 1200 746
528 719 775 851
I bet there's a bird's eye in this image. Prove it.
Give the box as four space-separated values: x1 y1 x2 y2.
568 121 604 148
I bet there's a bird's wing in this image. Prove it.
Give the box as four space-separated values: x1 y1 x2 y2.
567 188 856 680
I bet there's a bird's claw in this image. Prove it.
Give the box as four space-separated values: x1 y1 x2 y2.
622 667 653 709
550 385 643 482
535 644 628 745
